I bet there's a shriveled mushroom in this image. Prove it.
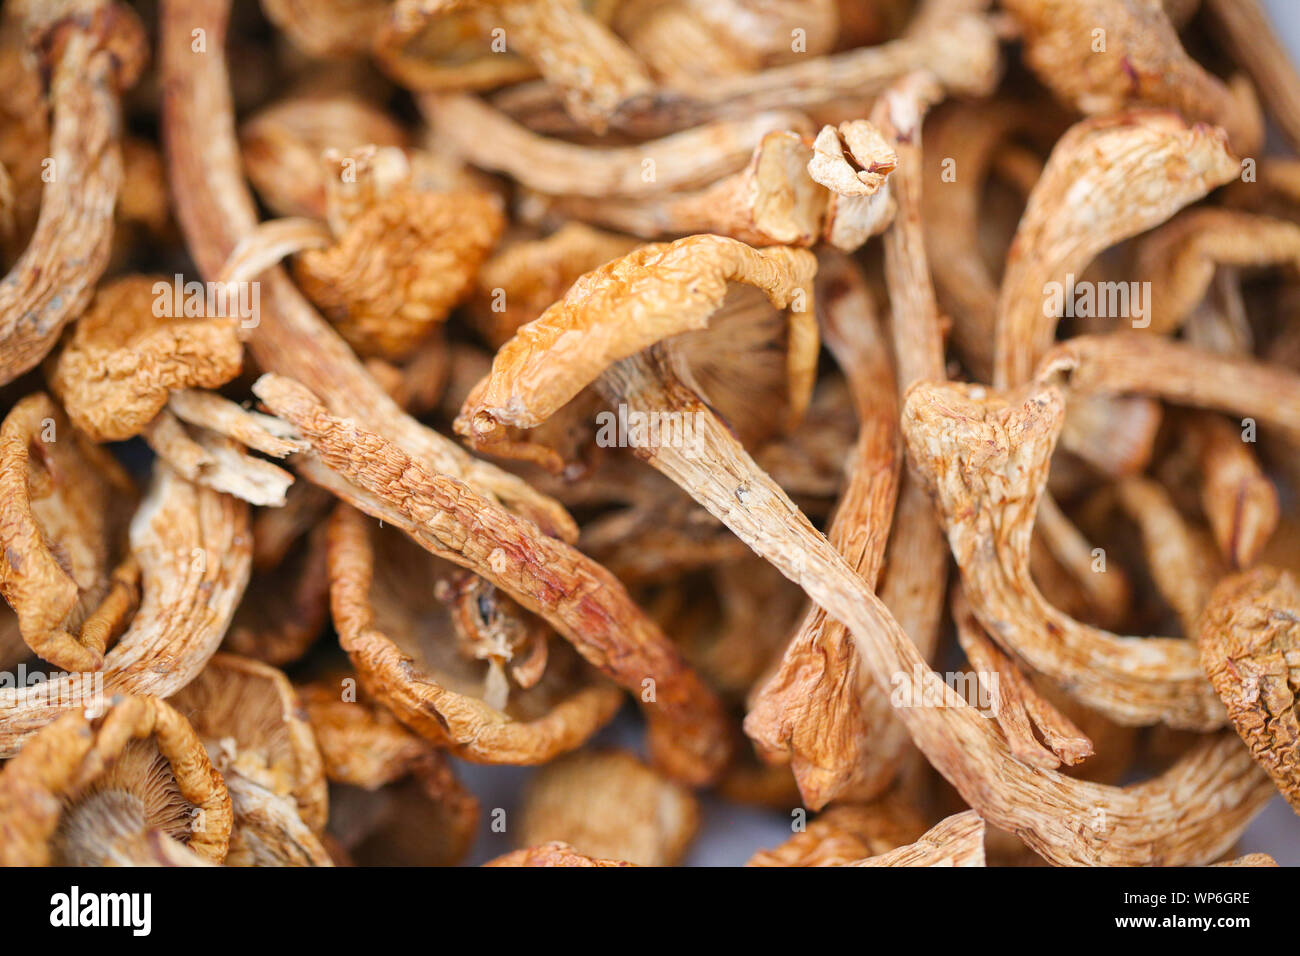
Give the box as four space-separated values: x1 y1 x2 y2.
1199 567 1300 815
171 653 331 865
746 795 926 867
325 503 622 763
902 377 1224 728
0 463 250 755
484 841 635 867
47 275 244 442
518 750 699 866
0 696 232 866
298 671 480 865
0 394 139 672
1001 0 1263 154
0 0 147 386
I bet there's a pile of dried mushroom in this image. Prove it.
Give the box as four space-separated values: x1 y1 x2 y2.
0 0 1298 868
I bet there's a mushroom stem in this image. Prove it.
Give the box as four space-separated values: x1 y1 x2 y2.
597 348 1272 865
160 0 575 540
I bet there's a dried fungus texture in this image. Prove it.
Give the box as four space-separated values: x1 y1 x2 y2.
48 275 244 441
240 93 409 220
0 394 138 672
1001 0 1263 154
745 254 903 809
994 111 1239 389
456 234 818 463
596 351 1271 864
162 0 576 541
746 797 926 867
251 373 730 783
845 811 985 867
518 750 699 866
291 155 505 359
0 696 232 866
0 1 146 386
171 653 331 866
0 463 250 756
326 505 623 765
1199 567 1300 814
901 378 1225 729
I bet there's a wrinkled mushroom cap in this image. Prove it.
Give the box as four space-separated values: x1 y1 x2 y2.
0 392 138 672
47 275 243 442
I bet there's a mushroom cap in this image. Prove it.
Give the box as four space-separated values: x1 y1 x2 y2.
0 393 138 672
0 695 232 866
327 505 624 763
47 274 244 442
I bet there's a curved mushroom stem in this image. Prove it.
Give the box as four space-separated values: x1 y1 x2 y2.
0 1 144 385
160 0 575 541
597 348 1272 865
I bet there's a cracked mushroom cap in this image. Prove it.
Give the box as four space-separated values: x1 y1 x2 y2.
47 274 244 442
0 695 232 866
517 749 699 866
0 392 139 672
327 504 624 763
1199 566 1300 814
170 653 330 865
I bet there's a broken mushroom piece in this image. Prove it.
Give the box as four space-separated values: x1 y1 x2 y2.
518 750 699 866
0 696 232 866
47 274 244 442
806 119 897 251
171 653 330 866
1000 0 1263 155
327 504 622 763
0 394 139 672
0 462 250 756
1199 567 1300 815
0 0 147 386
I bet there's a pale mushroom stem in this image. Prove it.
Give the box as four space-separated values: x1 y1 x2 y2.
599 349 1272 866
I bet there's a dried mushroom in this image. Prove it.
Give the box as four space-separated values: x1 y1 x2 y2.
171 654 331 866
0 0 147 386
0 394 138 672
325 504 623 764
1199 567 1300 814
0 462 250 755
517 750 698 866
299 672 479 866
0 696 232 866
0 0 1295 872
47 275 244 442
